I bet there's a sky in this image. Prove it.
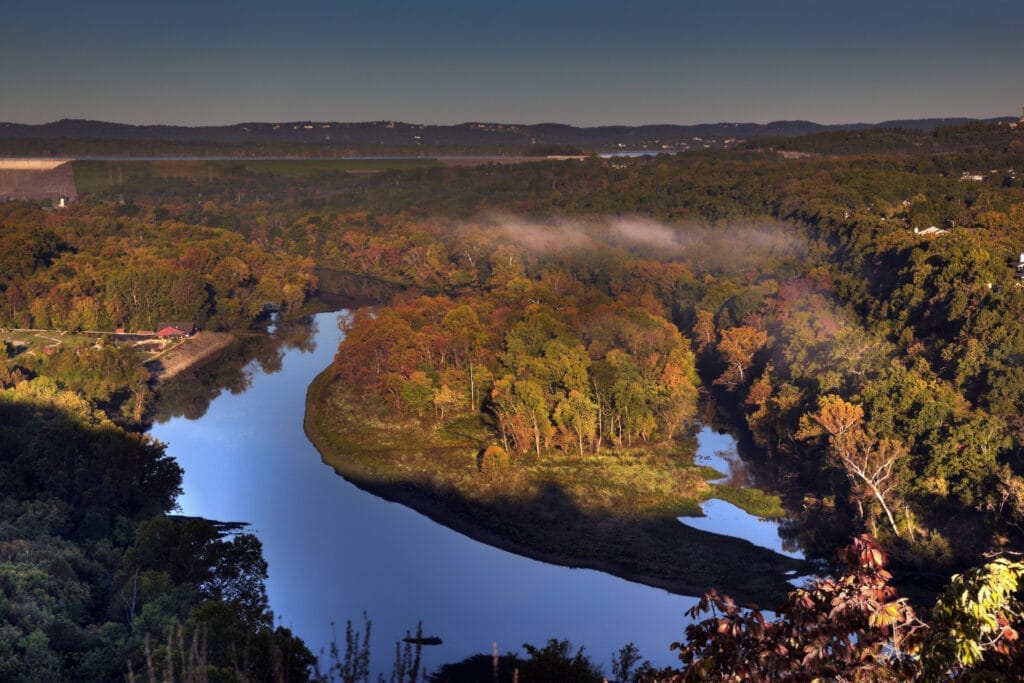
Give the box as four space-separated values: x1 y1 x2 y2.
2 0 1023 127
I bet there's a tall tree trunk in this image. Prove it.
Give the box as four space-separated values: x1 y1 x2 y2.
529 413 541 457
862 476 900 535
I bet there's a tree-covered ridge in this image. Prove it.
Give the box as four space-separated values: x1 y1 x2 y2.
746 120 1024 155
1 117 1017 159
0 201 316 332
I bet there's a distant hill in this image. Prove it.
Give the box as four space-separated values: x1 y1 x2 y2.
0 118 833 148
744 119 1024 155
0 116 1017 157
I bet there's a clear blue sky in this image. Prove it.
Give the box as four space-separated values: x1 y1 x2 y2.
2 0 1022 126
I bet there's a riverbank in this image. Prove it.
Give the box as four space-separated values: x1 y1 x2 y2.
146 331 236 383
304 368 807 607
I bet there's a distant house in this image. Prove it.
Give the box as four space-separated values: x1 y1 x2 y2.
1013 253 1024 279
913 226 948 237
156 322 196 338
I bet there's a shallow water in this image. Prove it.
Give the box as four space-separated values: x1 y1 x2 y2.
679 499 804 560
694 427 755 487
685 428 804 560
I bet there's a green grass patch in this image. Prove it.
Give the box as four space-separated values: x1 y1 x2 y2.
695 464 727 481
4 329 100 354
436 412 494 443
73 160 157 194
705 484 786 519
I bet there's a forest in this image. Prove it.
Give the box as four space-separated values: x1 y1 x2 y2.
6 121 1024 678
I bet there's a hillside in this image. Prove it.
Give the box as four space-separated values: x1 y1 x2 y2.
0 116 1016 157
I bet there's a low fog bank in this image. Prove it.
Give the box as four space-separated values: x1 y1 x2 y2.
474 212 806 274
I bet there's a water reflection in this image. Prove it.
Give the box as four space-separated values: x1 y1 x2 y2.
680 500 804 560
776 497 857 565
150 311 701 675
683 426 806 560
695 428 754 488
152 315 319 423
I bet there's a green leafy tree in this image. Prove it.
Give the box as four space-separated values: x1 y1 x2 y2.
554 390 598 456
922 557 1024 681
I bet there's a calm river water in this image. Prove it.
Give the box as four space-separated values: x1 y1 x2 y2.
150 310 795 675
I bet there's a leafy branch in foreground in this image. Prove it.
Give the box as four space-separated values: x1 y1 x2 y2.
640 536 1024 682
923 556 1024 680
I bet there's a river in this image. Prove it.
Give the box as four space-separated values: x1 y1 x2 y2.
150 310 799 676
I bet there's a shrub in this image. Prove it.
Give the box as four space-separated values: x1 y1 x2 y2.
480 445 511 479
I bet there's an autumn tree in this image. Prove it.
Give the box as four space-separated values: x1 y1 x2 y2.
798 395 906 535
713 325 767 389
554 390 598 456
652 536 921 682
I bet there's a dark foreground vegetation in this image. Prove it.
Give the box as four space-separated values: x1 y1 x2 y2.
0 385 315 679
6 119 1024 678
322 536 1024 682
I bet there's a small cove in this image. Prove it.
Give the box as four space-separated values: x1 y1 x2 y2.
680 499 804 560
682 427 805 560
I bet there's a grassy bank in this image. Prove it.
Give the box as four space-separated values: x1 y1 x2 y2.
304 369 806 606
704 485 787 519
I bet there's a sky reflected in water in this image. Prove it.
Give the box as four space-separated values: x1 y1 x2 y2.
153 311 705 675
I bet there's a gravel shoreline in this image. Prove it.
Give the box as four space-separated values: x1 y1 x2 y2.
146 331 236 383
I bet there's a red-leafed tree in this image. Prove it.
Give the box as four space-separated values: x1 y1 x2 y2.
641 535 1024 682
651 536 921 682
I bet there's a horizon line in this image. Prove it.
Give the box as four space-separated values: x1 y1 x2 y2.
2 114 1019 130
